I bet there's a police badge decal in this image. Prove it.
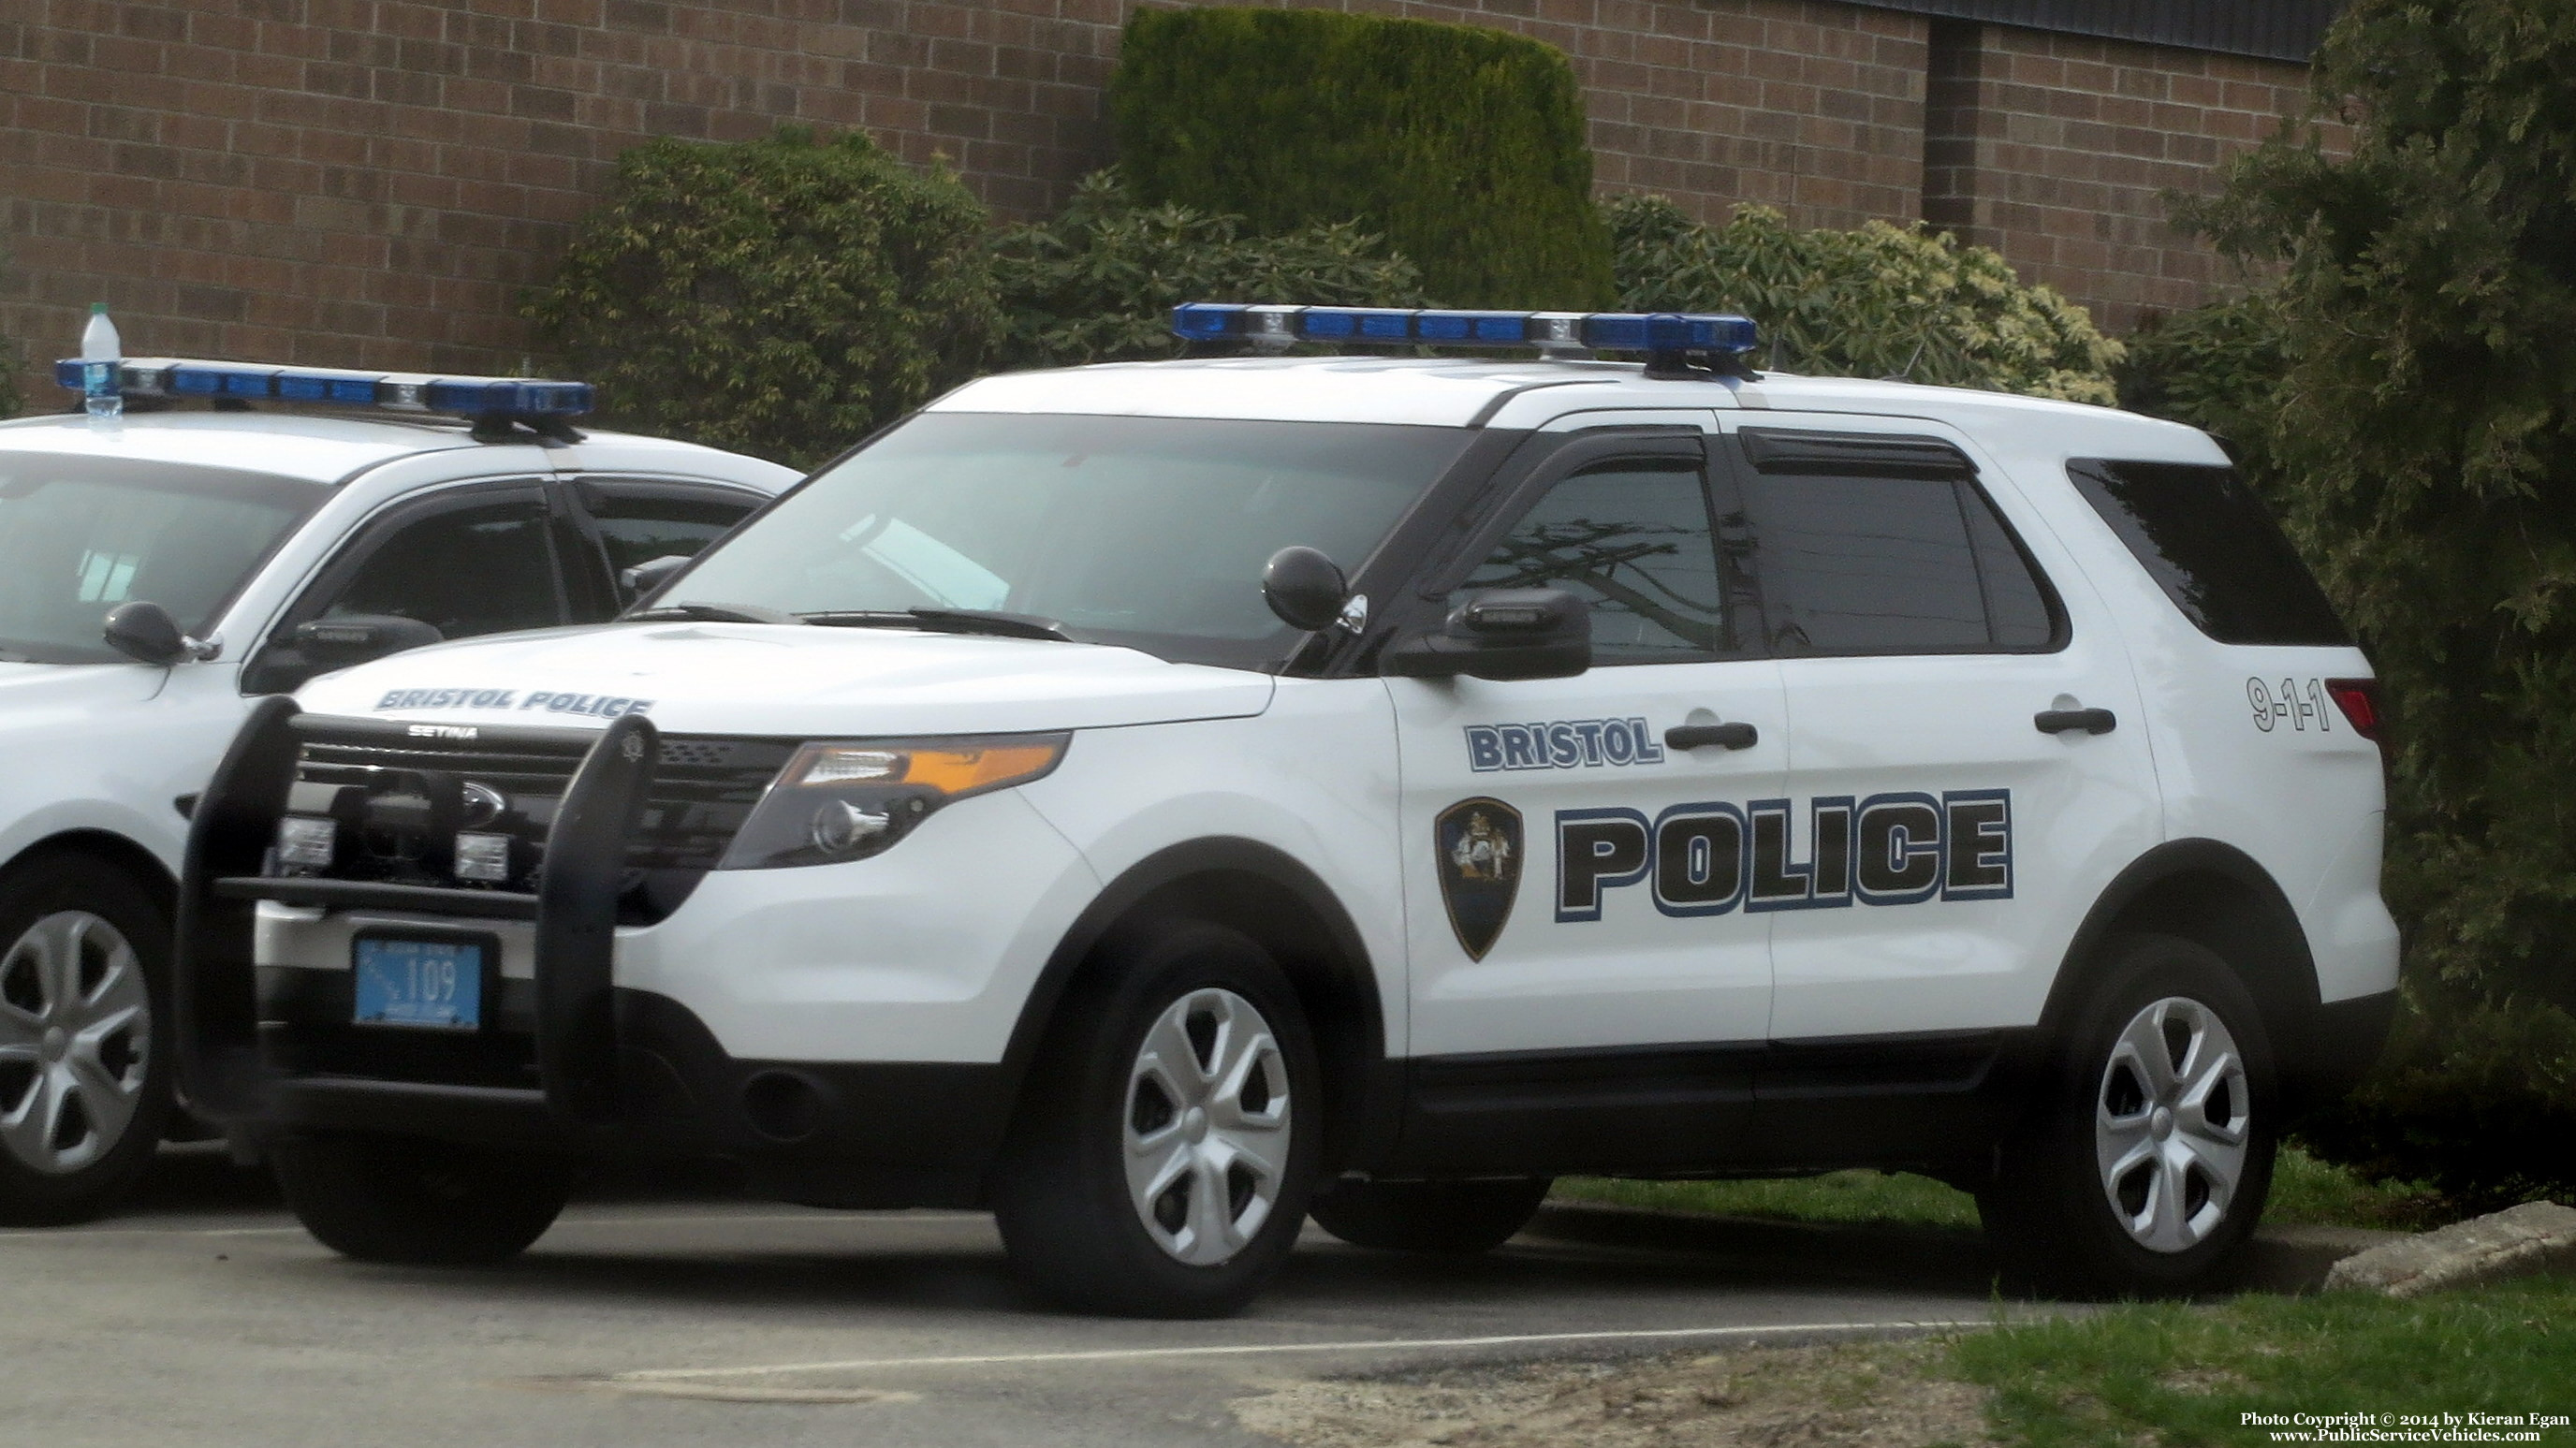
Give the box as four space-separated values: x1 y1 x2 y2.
1435 797 1523 960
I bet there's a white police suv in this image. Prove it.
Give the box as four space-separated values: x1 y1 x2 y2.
176 307 2398 1315
0 359 792 1221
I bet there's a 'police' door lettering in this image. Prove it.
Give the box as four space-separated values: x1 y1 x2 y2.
1554 789 2011 922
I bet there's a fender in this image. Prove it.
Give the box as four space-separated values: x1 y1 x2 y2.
2040 837 2321 1056
994 837 1400 1172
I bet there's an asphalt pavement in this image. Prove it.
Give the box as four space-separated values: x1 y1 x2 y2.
0 1149 2012 1448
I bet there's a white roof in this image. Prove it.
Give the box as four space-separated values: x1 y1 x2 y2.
0 410 769 487
932 356 1629 428
930 356 2209 454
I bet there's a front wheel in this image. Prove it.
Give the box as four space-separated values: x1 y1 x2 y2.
1980 933 2276 1297
1310 1177 1552 1254
0 858 175 1224
271 1133 571 1265
993 921 1321 1317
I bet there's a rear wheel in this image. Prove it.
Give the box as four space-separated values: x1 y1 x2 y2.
1310 1177 1552 1254
1980 933 2276 1296
993 921 1320 1317
271 1132 571 1265
0 857 175 1225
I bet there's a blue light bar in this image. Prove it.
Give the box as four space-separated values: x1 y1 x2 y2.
1165 305 1758 358
57 357 593 418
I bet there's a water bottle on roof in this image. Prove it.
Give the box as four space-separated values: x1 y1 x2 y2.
80 303 121 424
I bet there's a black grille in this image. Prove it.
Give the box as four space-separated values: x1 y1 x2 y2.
278 727 792 904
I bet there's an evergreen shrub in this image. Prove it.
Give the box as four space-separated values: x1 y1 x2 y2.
525 126 1000 469
2130 0 2576 1203
2115 291 2288 475
1110 7 1614 310
1608 196 2121 403
989 169 1427 369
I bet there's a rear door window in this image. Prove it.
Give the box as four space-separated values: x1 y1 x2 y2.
2066 459 2349 646
1728 429 2059 656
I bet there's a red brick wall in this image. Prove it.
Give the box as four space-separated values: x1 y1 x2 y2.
0 0 1928 402
1923 20 2336 334
0 0 2310 407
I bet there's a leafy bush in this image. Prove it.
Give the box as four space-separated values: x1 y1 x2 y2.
525 126 1000 469
988 169 1428 369
1110 7 1614 310
2133 0 2576 1202
2301 990 2576 1209
1607 196 2122 404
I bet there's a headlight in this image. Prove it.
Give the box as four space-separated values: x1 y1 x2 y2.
718 734 1070 870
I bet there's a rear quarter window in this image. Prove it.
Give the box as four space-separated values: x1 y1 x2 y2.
2067 460 2349 646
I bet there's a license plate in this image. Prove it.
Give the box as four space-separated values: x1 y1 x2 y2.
352 938 484 1031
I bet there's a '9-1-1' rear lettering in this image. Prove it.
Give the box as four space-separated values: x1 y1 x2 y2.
1556 790 2012 922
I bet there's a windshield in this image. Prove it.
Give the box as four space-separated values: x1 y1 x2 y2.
0 454 325 665
663 413 1471 665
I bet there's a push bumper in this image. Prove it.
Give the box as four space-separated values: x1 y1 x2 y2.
173 700 1009 1207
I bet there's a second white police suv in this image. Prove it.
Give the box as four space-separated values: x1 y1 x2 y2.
179 305 2400 1317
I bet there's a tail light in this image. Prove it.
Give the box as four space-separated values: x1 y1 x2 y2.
2326 679 2382 742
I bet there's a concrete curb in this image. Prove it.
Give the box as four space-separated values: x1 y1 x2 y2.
2322 1201 2576 1297
1529 1200 2406 1295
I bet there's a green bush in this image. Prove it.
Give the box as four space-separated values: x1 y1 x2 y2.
1110 7 1614 310
2115 290 2288 474
524 126 1000 469
2301 990 2576 1208
989 169 1428 369
2130 0 2576 1202
1607 196 2122 404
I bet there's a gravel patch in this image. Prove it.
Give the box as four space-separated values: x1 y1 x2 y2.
1233 1338 1991 1448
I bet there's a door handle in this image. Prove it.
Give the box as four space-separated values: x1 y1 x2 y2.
1665 722 1759 751
2034 708 2116 735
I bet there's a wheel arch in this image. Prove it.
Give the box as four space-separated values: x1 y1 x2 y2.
995 838 1398 1177
0 829 178 917
2042 839 2323 1086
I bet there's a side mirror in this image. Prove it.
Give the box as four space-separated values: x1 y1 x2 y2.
293 614 445 667
620 553 694 605
1383 588 1591 681
103 600 191 666
1262 546 1349 632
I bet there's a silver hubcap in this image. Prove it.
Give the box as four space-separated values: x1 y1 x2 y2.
0 912 151 1176
2095 995 2249 1252
1123 987 1292 1266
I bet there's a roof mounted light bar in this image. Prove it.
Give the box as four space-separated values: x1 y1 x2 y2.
1168 304 1760 376
55 357 594 422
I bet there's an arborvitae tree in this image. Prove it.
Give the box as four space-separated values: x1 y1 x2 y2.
1110 7 1615 311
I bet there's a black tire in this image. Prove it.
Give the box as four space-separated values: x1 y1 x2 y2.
992 920 1322 1317
1980 933 2277 1297
1310 1177 1552 1254
271 1132 571 1265
0 855 177 1225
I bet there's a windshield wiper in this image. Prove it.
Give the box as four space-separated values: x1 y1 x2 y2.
800 607 1073 642
623 601 802 625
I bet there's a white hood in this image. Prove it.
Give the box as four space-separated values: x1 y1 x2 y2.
294 622 1276 738
0 660 163 729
